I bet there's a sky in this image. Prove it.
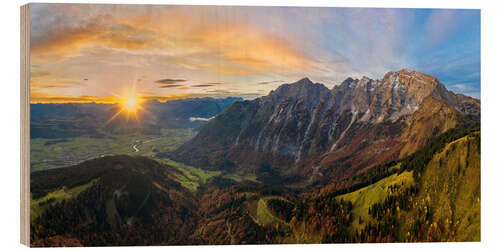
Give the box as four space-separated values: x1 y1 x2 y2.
29 4 481 103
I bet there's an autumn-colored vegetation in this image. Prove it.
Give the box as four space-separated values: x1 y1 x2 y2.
30 125 480 246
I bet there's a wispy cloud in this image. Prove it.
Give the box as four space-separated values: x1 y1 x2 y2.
257 80 284 85
154 79 187 84
31 80 84 89
159 84 183 88
205 82 227 85
30 68 85 94
189 116 214 122
451 84 469 91
191 84 215 88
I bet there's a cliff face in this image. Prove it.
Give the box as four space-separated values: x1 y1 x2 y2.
172 69 480 182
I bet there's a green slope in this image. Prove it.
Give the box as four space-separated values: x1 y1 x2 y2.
30 178 99 222
157 158 221 192
405 132 480 241
337 170 414 231
332 131 480 242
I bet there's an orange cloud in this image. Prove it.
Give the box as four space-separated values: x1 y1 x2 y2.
30 67 85 95
31 14 164 62
28 5 341 103
30 93 117 104
31 23 102 57
31 79 84 89
197 24 315 73
30 6 319 76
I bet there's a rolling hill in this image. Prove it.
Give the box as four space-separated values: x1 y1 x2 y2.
30 155 198 246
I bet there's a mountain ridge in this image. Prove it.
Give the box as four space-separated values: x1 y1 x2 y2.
30 97 243 138
171 69 480 184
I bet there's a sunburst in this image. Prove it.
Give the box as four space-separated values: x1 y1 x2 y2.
105 82 146 124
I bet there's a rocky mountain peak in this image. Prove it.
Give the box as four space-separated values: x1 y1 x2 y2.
340 77 355 85
173 70 480 178
382 69 439 89
270 77 330 101
296 77 313 85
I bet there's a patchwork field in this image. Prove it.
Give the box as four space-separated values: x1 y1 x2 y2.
30 129 196 172
31 126 263 194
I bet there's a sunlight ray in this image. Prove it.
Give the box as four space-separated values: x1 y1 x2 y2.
105 107 125 125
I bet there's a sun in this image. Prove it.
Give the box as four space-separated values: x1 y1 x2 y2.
123 97 139 112
105 95 145 125
118 95 144 121
104 81 149 124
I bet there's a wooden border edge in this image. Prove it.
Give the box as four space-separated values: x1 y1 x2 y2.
20 3 30 247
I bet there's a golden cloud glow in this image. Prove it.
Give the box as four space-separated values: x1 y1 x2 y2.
29 93 119 104
30 6 317 74
29 4 340 103
197 25 315 72
29 92 227 104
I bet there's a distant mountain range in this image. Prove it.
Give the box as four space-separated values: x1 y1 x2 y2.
30 97 243 138
172 69 480 184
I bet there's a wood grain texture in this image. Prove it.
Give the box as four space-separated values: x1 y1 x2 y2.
20 3 30 246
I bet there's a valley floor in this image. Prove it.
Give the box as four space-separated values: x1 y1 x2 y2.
30 129 195 172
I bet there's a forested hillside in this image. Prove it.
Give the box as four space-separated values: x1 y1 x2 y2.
30 125 480 246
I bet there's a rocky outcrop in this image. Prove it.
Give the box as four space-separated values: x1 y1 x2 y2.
173 69 480 182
